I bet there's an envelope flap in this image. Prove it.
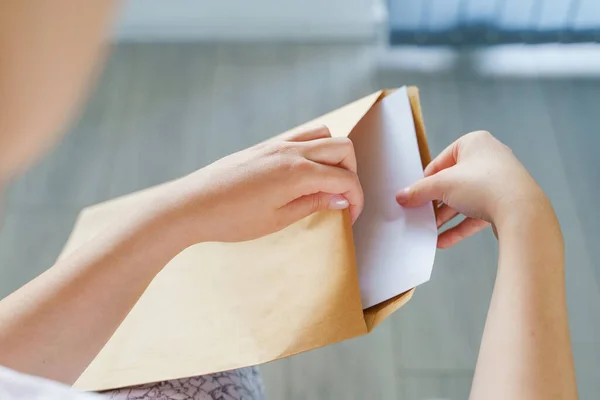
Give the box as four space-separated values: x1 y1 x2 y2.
363 289 414 332
407 86 432 170
279 91 384 138
61 94 383 390
58 87 430 390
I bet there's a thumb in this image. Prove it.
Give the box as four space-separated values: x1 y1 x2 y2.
396 174 448 207
281 193 350 223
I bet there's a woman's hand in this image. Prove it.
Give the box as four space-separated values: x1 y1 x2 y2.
396 130 547 248
397 131 576 399
164 126 364 244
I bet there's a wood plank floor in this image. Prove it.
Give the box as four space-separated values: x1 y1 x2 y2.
1 43 598 399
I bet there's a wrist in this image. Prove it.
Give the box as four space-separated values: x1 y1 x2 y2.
148 176 214 249
492 180 549 227
493 190 565 280
103 180 202 260
493 189 561 243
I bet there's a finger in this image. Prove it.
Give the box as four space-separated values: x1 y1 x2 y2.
299 163 364 223
437 218 490 249
436 203 460 228
284 125 332 142
281 193 350 224
396 173 448 208
424 140 459 177
301 137 357 173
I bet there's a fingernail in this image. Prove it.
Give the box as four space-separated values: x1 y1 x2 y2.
329 195 349 210
396 187 410 203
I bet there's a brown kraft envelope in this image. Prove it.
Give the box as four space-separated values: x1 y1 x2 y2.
58 86 432 391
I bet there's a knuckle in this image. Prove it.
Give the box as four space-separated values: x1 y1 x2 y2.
468 130 514 154
315 125 332 138
352 173 363 193
267 143 303 167
311 194 323 212
471 130 493 139
432 170 451 188
337 137 355 151
348 173 364 204
407 186 419 201
294 157 314 172
337 169 353 185
337 136 353 146
286 157 314 179
270 153 295 173
288 160 316 194
420 174 448 199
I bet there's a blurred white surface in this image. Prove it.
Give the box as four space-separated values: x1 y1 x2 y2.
378 44 600 78
115 0 381 41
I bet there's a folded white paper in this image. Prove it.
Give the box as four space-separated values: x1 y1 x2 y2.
351 87 437 309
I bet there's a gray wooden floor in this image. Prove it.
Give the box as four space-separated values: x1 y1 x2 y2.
1 44 598 399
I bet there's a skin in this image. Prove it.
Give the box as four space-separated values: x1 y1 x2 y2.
0 0 118 180
0 0 366 384
397 131 577 399
0 126 363 384
0 1 577 398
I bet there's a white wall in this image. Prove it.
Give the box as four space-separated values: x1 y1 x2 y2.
114 0 383 41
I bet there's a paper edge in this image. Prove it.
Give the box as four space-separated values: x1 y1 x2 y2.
70 92 386 392
66 88 430 390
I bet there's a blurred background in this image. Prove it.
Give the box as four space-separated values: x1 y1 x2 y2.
1 0 599 398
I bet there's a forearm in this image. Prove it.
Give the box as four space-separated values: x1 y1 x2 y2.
0 0 117 179
0 207 185 384
471 198 577 399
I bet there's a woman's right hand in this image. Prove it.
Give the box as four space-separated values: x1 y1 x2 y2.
155 126 363 246
396 131 548 248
